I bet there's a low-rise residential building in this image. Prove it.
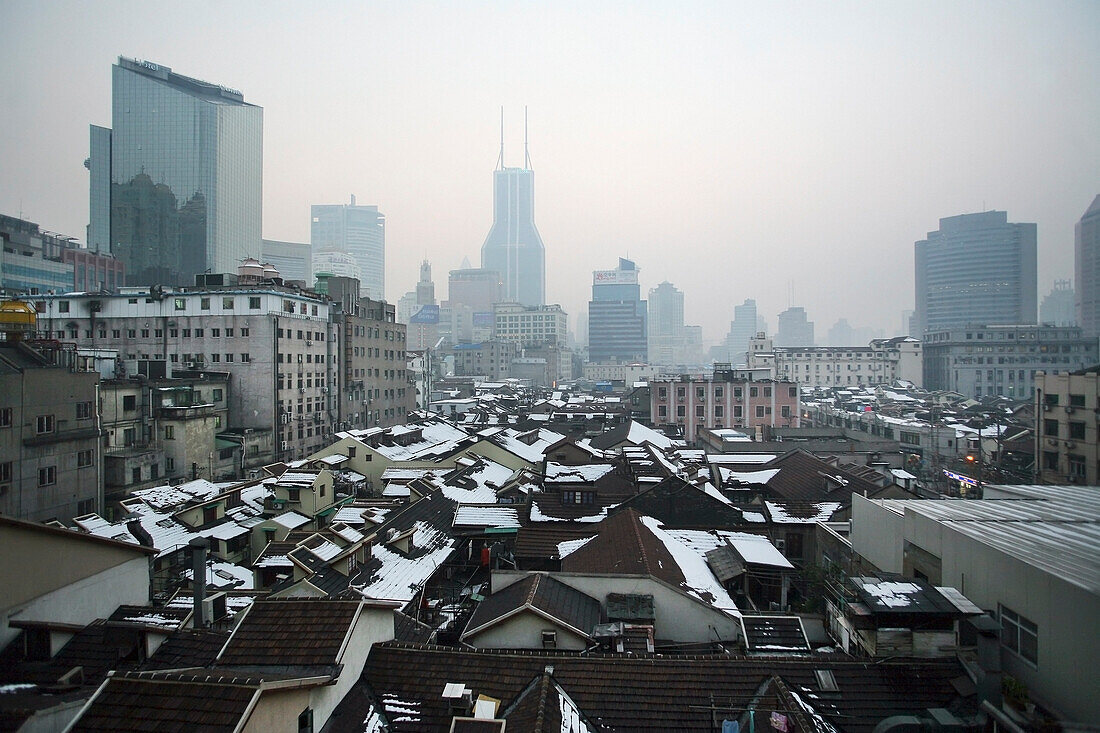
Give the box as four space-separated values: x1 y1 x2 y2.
650 366 800 443
1035 367 1100 484
748 334 922 388
923 323 1098 398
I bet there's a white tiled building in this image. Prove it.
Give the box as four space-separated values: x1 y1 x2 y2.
748 335 922 388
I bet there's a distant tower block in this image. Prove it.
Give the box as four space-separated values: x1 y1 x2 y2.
480 107 546 307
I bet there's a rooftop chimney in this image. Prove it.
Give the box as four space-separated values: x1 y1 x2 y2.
189 537 210 628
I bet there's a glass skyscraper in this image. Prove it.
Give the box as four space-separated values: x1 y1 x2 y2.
480 166 546 307
913 211 1037 335
89 57 262 286
588 258 648 363
310 197 385 299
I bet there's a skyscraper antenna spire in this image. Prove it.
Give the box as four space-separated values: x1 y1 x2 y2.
497 106 505 171
524 105 532 170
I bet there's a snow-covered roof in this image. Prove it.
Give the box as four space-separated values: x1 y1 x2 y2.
544 463 616 483
638 516 741 617
666 528 794 570
272 511 311 530
557 536 595 559
353 521 457 604
719 468 780 485
765 501 844 523
453 505 521 528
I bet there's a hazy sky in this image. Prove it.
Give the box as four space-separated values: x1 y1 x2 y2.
2 1 1098 341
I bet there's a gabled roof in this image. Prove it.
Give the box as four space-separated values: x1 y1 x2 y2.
462 574 601 642
501 669 599 733
215 599 364 668
70 671 264 732
611 476 744 528
761 450 882 504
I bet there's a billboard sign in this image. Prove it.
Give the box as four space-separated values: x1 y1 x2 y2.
409 305 440 324
593 269 638 286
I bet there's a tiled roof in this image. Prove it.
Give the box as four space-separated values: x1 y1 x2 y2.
216 599 361 667
561 509 682 583
762 450 881 504
514 526 598 562
69 672 261 731
741 616 811 653
463 574 601 640
501 670 599 733
612 476 744 528
141 628 231 671
342 643 978 733
393 610 434 644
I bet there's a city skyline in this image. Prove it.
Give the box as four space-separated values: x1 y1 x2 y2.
1 2 1097 338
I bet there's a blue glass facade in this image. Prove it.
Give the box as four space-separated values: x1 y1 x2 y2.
104 57 262 287
481 167 545 307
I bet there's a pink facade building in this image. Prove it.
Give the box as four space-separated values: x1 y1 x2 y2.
650 369 800 442
62 248 125 292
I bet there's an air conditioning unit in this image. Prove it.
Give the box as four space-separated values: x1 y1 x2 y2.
321 387 329 394
1043 404 1052 411
1065 441 1076 449
1048 438 1059 446
1065 406 1076 414
299 387 305 393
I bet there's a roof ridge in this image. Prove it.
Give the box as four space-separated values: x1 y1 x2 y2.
526 573 542 606
629 511 651 574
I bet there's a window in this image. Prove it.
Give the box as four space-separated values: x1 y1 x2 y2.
714 405 724 417
213 389 224 401
750 386 759 397
38 466 56 486
225 328 234 338
174 298 186 311
58 301 70 313
164 425 175 440
241 328 249 337
1070 393 1086 407
223 297 234 309
166 456 175 473
123 395 136 411
1068 454 1086 478
194 328 204 337
76 401 92 420
249 297 261 309
676 405 686 417
297 708 314 733
241 353 250 362
1069 422 1086 440
541 630 557 649
36 415 55 434
781 405 791 418
658 405 667 418
1043 419 1059 437
755 405 765 418
200 297 210 310
789 387 797 398
763 386 772 397
0 462 12 482
0 407 12 428
77 449 93 467
695 405 705 417
999 605 1038 665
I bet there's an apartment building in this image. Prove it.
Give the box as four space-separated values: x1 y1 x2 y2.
35 281 337 462
748 335 922 388
492 302 568 347
449 340 516 380
0 339 102 523
1035 367 1100 484
650 366 800 443
923 324 1098 398
325 276 413 431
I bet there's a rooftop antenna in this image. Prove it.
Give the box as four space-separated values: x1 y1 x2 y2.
524 105 532 170
497 106 505 171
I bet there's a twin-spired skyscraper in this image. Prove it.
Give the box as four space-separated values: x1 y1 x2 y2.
480 114 546 307
88 57 263 286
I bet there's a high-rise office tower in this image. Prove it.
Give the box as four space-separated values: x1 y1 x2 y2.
721 299 759 366
648 281 685 366
588 258 647 363
913 211 1037 335
89 57 263 286
480 112 545 306
261 239 311 283
1075 196 1100 338
311 196 385 299
776 307 815 347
